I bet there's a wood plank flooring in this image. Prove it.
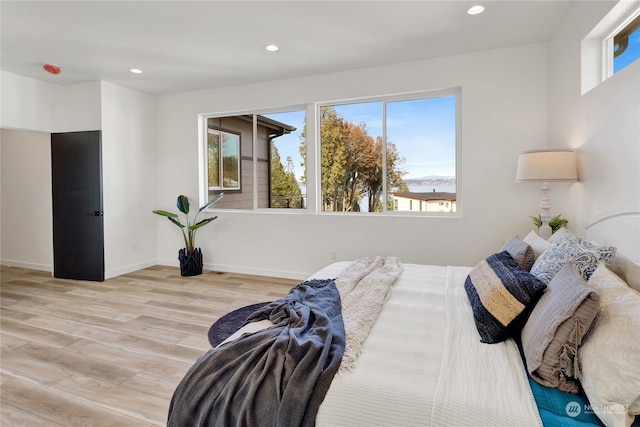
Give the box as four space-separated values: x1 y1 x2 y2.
0 265 298 426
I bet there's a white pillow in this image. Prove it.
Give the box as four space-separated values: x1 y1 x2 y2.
523 231 550 260
580 264 640 427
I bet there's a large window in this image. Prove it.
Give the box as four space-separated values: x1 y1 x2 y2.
315 90 459 213
200 90 459 215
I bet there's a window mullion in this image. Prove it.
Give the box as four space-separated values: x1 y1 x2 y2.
381 101 388 213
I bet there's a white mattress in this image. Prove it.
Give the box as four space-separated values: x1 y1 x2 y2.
312 262 542 427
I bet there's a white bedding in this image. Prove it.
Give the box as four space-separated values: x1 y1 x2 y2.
312 262 542 427
222 261 543 426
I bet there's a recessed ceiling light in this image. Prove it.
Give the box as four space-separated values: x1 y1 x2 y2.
467 5 485 15
130 68 143 74
265 44 279 52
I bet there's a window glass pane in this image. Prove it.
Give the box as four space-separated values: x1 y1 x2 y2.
614 15 640 74
318 93 457 214
221 133 240 189
387 96 456 213
262 111 306 209
205 116 251 209
319 102 383 212
204 112 306 210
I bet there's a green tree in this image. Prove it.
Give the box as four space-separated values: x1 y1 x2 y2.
271 144 303 208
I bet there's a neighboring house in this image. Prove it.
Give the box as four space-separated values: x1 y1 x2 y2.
206 114 296 210
392 191 456 213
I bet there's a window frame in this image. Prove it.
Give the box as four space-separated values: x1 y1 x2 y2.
604 8 640 79
197 89 461 218
314 87 462 217
206 126 242 193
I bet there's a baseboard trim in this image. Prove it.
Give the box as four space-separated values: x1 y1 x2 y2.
156 258 309 280
105 260 158 280
0 259 52 273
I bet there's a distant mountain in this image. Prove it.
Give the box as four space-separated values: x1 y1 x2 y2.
405 176 455 185
409 175 455 180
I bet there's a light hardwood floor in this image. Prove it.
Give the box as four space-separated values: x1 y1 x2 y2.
0 265 298 426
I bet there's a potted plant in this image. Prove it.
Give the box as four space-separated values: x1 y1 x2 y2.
153 193 223 276
530 213 568 235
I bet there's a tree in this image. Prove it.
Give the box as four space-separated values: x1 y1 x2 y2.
300 106 407 212
271 144 303 208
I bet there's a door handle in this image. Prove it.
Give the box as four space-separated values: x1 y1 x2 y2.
90 211 104 216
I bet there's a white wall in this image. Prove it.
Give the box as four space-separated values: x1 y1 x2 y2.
548 1 640 258
156 43 550 278
101 81 158 278
0 128 53 269
0 73 157 276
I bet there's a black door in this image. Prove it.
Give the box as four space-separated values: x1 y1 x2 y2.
51 131 104 281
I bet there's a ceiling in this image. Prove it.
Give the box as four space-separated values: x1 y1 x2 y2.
1 1 580 95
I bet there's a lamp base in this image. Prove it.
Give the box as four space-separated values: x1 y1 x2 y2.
539 222 552 240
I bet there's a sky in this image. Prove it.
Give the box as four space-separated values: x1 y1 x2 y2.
265 94 457 183
614 25 640 73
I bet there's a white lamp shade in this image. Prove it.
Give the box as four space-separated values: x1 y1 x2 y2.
516 149 578 182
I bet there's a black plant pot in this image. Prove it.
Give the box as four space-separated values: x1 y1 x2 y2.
178 248 203 276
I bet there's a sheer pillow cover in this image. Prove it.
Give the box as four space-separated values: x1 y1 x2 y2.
521 264 600 393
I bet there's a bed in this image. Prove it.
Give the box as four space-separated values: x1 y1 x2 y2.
168 210 640 427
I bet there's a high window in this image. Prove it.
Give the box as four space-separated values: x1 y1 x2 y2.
314 90 459 214
606 9 640 77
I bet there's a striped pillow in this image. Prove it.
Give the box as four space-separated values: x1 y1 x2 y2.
465 251 547 344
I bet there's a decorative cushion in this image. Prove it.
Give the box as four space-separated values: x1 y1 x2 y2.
464 251 547 344
523 231 550 260
530 232 616 284
521 264 600 393
580 264 640 427
500 235 535 271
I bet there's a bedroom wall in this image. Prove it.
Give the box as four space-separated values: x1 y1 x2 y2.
548 1 640 260
156 43 551 278
100 81 157 278
0 73 157 277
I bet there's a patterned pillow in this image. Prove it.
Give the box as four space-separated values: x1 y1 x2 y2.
530 232 616 284
521 264 600 393
464 251 547 344
500 235 535 271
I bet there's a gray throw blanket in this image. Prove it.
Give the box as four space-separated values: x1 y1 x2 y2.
167 279 345 427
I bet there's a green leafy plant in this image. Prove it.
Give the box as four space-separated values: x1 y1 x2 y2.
153 193 223 252
530 214 568 234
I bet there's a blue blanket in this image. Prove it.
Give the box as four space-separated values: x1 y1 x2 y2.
167 279 345 427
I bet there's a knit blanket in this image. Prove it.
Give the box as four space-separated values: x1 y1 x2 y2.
334 256 402 372
167 279 345 427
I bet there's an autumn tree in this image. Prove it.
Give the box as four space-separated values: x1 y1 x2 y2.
300 106 407 212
